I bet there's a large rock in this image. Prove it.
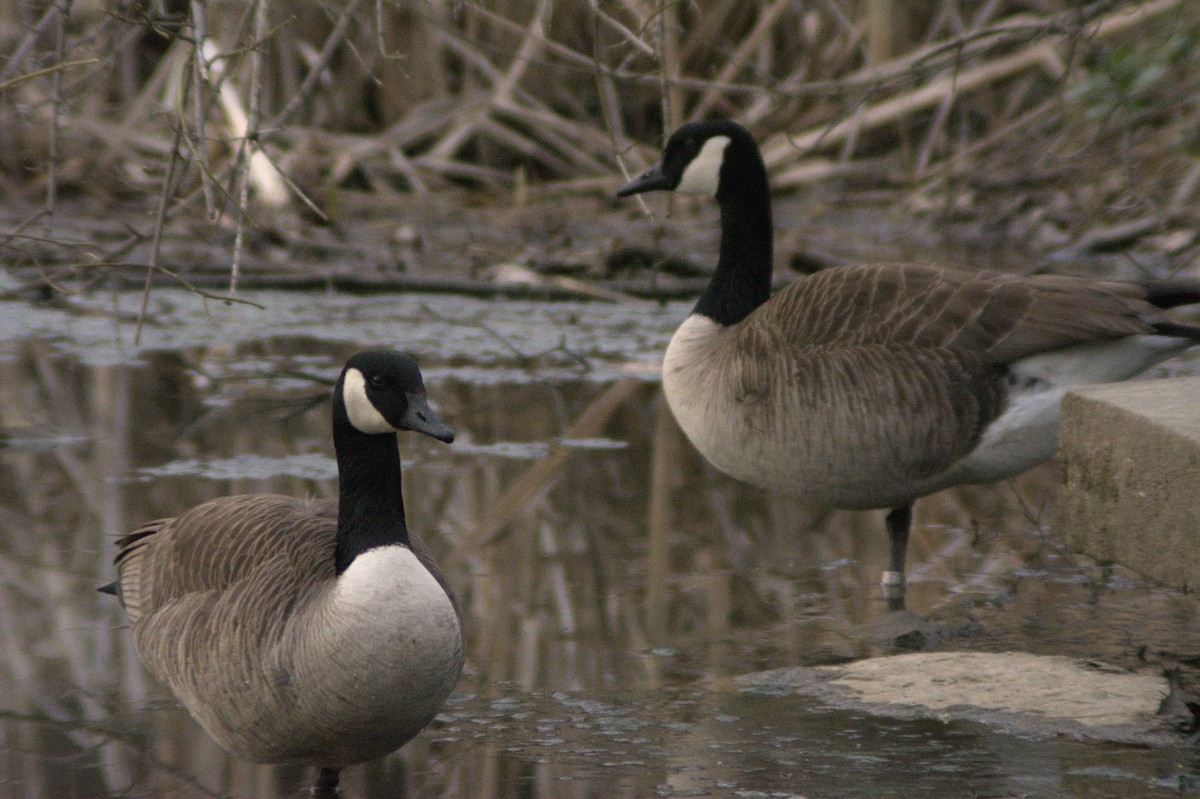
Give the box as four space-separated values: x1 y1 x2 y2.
737 651 1176 745
1058 377 1200 592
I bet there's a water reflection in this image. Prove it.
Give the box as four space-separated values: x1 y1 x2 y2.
1 337 1198 797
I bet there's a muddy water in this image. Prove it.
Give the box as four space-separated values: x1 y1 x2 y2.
0 289 1198 798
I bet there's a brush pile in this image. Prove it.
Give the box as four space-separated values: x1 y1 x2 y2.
1 0 1198 296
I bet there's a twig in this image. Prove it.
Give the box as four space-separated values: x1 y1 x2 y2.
419 302 530 361
126 261 268 309
687 0 793 124
0 1 67 83
591 6 653 218
0 58 98 92
189 1 218 219
591 3 654 56
135 121 187 345
429 0 554 161
418 301 594 367
655 0 682 133
43 0 74 221
266 0 369 130
0 208 52 252
201 37 288 209
231 0 272 292
764 40 1065 175
763 0 1184 177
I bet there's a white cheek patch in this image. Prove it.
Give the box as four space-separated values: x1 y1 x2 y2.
675 135 730 196
342 368 396 434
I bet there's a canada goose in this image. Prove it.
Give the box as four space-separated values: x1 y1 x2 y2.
617 120 1200 598
101 349 462 795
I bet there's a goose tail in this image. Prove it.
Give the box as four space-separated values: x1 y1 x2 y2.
1151 320 1200 341
1144 281 1200 310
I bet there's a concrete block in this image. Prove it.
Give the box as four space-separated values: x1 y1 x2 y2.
1058 377 1200 592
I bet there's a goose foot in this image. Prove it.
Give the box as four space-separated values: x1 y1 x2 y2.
881 570 907 610
880 570 906 592
312 767 340 797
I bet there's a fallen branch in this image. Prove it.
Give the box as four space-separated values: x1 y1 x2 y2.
0 58 98 92
429 0 553 161
762 0 1186 183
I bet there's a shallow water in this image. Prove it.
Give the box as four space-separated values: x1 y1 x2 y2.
1 288 1198 798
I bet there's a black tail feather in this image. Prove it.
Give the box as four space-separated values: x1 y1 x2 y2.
1152 321 1200 341
1144 281 1200 310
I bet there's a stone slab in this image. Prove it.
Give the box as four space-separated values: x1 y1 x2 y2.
1057 377 1200 592
736 651 1175 745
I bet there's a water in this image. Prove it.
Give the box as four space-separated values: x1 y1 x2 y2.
0 288 1197 798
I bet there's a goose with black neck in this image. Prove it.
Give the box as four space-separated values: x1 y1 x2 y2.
618 120 1200 603
102 349 463 796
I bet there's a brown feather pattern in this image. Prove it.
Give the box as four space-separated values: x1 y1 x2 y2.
112 494 462 767
664 263 1185 509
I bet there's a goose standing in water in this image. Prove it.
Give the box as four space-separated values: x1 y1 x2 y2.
618 120 1200 599
102 349 463 795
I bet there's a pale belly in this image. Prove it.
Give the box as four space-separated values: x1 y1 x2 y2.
162 546 464 768
660 316 1062 510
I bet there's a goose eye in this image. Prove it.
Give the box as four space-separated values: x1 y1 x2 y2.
368 374 385 389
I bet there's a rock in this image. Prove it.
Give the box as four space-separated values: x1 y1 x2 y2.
737 651 1176 745
1058 377 1200 592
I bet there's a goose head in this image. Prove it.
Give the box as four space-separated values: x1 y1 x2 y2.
616 120 762 200
335 350 454 443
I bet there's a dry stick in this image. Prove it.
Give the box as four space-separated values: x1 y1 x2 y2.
229 0 273 293
0 1 65 83
656 0 683 133
134 121 186 345
913 68 959 177
463 0 1124 123
202 37 288 208
590 2 654 56
687 0 793 124
0 58 97 92
918 95 1059 191
590 2 659 221
134 261 267 309
493 101 612 174
763 0 1182 179
430 22 617 169
429 0 554 162
677 0 740 67
43 0 73 222
0 208 51 252
189 0 218 219
864 0 896 65
267 0 369 131
765 41 1064 185
448 379 645 568
739 3 1103 131
457 0 791 103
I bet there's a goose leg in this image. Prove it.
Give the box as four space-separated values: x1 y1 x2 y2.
881 504 912 600
312 767 340 797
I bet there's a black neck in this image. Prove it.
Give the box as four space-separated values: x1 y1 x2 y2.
692 157 773 326
333 422 409 575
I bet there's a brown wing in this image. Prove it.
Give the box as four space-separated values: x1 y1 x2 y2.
721 264 1158 485
756 264 1156 363
113 494 337 622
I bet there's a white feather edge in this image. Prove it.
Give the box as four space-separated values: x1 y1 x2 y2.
948 334 1192 483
